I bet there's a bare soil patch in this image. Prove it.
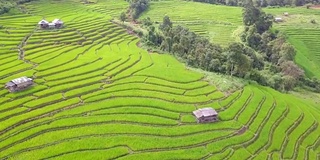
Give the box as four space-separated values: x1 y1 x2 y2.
237 126 247 135
310 5 320 9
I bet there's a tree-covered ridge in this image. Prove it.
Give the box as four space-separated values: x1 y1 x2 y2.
192 0 319 7
140 0 320 92
241 0 307 90
0 0 34 14
263 7 320 81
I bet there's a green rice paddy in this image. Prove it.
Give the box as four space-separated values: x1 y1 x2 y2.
0 0 319 159
140 0 243 46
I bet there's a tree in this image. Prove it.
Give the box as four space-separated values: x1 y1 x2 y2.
268 73 283 89
187 54 196 66
245 25 262 49
120 12 126 22
293 0 305 6
279 43 296 61
244 46 264 69
265 33 286 64
129 0 149 20
209 59 222 72
282 75 296 91
142 17 153 26
260 31 275 52
243 0 261 26
225 43 253 77
255 12 273 34
247 69 268 85
280 61 304 80
243 0 273 33
159 15 173 31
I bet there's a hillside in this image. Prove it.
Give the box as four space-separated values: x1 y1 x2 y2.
0 0 319 159
264 7 320 79
140 0 243 46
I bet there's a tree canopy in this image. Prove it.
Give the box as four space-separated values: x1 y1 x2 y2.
0 0 34 14
127 0 149 20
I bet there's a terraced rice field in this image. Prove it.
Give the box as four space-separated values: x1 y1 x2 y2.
0 0 319 159
140 0 243 46
264 7 320 79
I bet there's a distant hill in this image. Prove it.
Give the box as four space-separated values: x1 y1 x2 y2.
0 0 34 14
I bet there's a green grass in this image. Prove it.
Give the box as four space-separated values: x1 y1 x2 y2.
0 0 319 159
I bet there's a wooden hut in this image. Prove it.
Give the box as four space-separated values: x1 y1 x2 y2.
48 23 56 29
5 76 33 92
52 19 63 28
38 19 63 29
193 107 218 123
38 19 49 29
275 17 283 22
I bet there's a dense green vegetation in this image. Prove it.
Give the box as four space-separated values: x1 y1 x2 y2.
127 0 149 20
0 0 319 159
0 0 35 14
0 1 13 14
139 0 320 92
264 7 320 79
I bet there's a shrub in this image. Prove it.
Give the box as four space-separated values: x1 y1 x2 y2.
306 3 312 9
310 19 316 24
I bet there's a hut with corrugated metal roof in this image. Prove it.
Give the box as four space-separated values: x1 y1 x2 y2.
52 19 63 28
275 17 283 22
5 76 33 92
38 19 63 29
38 19 49 29
193 107 218 123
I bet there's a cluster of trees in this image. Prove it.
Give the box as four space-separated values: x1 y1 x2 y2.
0 1 14 14
126 0 149 20
141 0 320 92
0 0 33 14
190 0 319 7
240 0 319 91
16 0 32 4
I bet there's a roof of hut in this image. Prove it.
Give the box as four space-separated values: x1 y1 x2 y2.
5 82 16 87
52 19 63 24
193 107 218 118
38 19 49 24
10 76 33 85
